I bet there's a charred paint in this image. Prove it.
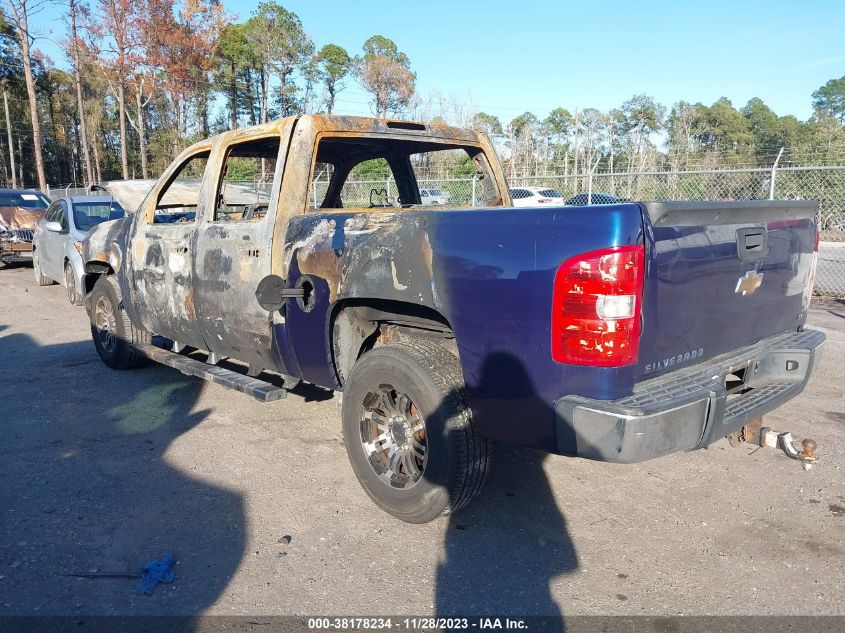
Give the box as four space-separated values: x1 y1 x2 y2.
145 243 165 268
203 248 233 276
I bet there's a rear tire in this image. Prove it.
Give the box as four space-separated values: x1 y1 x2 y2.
64 262 83 306
32 248 53 286
89 275 150 369
341 340 492 523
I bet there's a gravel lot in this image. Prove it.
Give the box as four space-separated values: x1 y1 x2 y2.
0 263 843 617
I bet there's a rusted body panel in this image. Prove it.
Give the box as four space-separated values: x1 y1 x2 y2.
84 114 499 377
278 211 447 389
268 116 509 270
86 114 598 448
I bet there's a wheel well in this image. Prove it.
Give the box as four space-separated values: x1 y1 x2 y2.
331 298 456 386
82 261 114 295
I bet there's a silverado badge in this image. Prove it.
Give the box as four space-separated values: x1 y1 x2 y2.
735 270 763 296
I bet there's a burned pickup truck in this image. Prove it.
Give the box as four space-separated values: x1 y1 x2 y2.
0 188 50 267
81 115 824 523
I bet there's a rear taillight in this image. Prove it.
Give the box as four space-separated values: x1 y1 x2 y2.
551 245 645 366
804 225 819 308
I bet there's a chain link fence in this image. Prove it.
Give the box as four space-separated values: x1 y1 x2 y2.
508 166 845 295
48 164 845 295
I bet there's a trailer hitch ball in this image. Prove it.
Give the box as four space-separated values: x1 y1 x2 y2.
800 438 817 460
760 427 818 463
728 419 819 466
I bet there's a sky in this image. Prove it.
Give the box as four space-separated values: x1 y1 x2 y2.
25 0 845 125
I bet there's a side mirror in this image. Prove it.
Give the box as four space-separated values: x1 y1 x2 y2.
45 221 63 232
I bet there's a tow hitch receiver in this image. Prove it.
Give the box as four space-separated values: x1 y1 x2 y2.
727 416 818 468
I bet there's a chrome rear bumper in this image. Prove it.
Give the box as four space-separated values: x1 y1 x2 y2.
554 329 826 463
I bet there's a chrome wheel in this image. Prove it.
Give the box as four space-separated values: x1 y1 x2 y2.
94 295 118 353
360 385 427 489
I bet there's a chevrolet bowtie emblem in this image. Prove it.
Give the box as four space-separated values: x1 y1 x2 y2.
735 270 764 295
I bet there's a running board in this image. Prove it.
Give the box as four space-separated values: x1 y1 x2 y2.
132 344 287 402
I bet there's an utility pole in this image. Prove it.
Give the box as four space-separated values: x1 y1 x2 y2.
3 85 17 188
17 136 23 186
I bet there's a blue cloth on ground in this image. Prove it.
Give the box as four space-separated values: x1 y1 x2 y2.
135 553 175 595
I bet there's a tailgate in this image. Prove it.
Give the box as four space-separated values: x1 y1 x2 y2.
636 200 818 381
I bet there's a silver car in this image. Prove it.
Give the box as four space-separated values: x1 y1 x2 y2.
32 195 124 305
419 188 449 205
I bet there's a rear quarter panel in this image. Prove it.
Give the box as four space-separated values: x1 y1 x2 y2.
282 204 645 452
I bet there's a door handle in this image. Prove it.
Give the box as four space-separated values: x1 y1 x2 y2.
736 228 768 261
237 246 260 257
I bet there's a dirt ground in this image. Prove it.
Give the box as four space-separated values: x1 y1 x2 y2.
0 262 843 617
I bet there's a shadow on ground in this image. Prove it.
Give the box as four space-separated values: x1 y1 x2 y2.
0 328 245 618
434 353 579 622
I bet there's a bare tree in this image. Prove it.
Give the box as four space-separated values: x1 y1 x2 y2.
355 35 415 118
5 0 47 190
579 108 605 180
620 94 665 174
2 82 16 187
148 0 227 156
667 101 699 172
571 109 580 177
88 0 137 179
68 0 93 185
506 112 539 177
126 71 152 177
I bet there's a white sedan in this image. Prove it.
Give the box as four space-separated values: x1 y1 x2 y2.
509 186 565 207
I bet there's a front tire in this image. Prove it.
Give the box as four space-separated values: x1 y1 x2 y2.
64 262 82 306
89 275 149 369
32 248 53 286
341 340 492 523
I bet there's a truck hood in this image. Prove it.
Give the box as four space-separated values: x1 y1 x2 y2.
91 180 157 215
91 180 269 216
0 206 45 230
